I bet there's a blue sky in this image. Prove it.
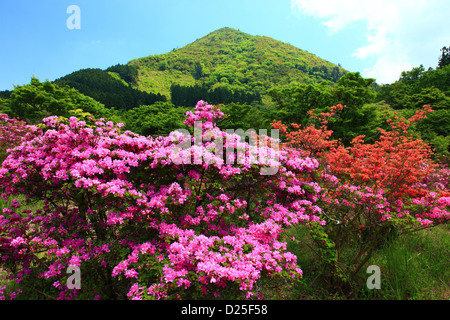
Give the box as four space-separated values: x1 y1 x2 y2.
1 0 448 91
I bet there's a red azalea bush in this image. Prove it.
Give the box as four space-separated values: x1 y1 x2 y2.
273 104 449 282
0 101 324 300
326 105 437 201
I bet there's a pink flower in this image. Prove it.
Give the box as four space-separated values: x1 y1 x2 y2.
69 255 81 267
112 261 129 277
124 268 139 279
10 237 26 247
56 247 70 257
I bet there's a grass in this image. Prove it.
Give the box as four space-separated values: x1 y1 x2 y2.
283 223 450 300
368 224 450 300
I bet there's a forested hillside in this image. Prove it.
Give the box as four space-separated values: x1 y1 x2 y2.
54 67 166 110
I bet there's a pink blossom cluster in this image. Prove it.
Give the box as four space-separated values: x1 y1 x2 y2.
0 114 40 163
0 284 22 300
183 100 225 130
0 102 322 300
156 221 301 297
317 172 450 229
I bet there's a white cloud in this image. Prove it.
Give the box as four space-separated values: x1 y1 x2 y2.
291 0 450 84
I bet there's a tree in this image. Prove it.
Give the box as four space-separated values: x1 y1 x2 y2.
438 46 450 68
269 72 378 145
0 97 8 113
216 103 270 131
170 83 260 107
330 72 378 145
6 77 120 124
0 90 12 99
375 62 450 159
192 61 205 80
335 72 376 107
268 81 335 126
105 64 139 84
123 102 189 136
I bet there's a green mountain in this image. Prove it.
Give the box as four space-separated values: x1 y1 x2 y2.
129 27 347 101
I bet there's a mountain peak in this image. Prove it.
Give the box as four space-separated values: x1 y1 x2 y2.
210 27 242 34
205 27 249 36
189 27 253 47
129 28 346 97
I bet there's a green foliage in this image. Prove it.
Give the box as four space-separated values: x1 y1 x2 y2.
285 223 450 300
0 97 9 114
438 46 450 69
268 81 336 126
269 72 379 145
307 223 338 271
105 63 139 84
216 103 270 131
335 71 376 107
328 103 380 145
4 77 121 124
123 102 189 136
192 61 205 80
415 109 450 158
170 83 261 108
377 65 450 110
54 68 166 110
0 90 12 99
376 63 450 159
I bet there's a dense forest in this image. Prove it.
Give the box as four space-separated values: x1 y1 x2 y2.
170 83 262 107
54 67 167 110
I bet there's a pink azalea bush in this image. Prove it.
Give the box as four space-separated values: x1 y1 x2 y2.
0 101 323 300
0 114 41 163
